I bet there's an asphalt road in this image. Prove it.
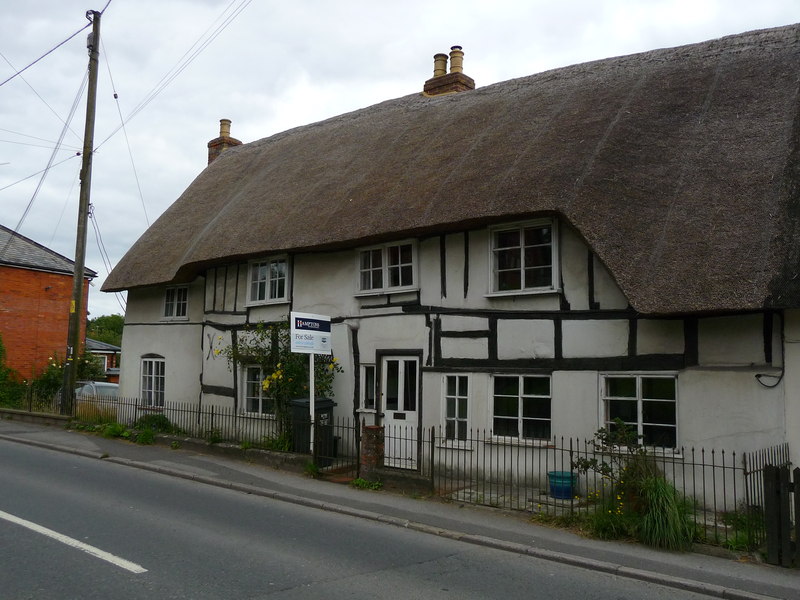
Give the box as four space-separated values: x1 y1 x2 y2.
0 440 729 599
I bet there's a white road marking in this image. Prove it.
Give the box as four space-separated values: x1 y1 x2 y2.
0 509 147 574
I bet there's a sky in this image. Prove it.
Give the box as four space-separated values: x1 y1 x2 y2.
1 0 798 318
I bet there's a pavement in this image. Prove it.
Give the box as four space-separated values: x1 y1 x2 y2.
1 416 798 600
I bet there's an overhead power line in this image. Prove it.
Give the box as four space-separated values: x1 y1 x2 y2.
95 0 251 151
0 22 91 88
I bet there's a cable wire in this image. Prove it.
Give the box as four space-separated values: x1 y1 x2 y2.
0 72 88 262
0 52 84 145
0 22 91 88
101 38 150 227
95 0 251 151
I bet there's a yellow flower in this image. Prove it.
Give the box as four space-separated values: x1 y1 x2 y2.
214 349 221 356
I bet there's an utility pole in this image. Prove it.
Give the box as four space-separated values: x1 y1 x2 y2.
61 10 101 415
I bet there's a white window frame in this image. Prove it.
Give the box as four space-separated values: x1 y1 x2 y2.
599 373 678 450
487 219 558 296
358 364 377 413
490 374 552 442
140 356 165 407
163 285 189 320
442 374 470 446
247 256 289 305
356 241 417 295
241 365 275 416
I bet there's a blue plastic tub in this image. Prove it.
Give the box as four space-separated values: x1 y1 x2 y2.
547 471 577 499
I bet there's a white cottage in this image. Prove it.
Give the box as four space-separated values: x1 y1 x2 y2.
103 26 800 468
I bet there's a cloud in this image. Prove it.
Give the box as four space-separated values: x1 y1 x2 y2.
1 0 797 317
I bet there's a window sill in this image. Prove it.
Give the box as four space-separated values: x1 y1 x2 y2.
240 412 277 419
485 288 560 299
244 299 290 308
355 287 419 298
594 446 683 459
488 436 555 448
160 316 189 322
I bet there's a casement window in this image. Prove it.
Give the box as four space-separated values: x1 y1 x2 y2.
248 257 289 304
601 374 677 448
243 366 274 415
141 356 165 407
163 285 188 319
490 220 557 293
444 374 469 442
358 242 416 293
492 375 551 440
360 364 376 411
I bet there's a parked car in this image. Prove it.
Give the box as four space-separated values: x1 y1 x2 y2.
74 381 119 400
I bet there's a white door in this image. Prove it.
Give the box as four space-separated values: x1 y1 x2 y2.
381 356 419 469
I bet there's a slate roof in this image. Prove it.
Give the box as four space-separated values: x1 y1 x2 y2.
103 24 800 315
86 338 121 352
0 224 96 278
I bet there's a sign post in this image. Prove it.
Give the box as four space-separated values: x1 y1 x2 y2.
290 312 332 453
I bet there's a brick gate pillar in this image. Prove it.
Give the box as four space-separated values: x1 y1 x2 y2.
360 424 384 482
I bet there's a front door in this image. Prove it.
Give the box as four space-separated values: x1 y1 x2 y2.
381 356 419 469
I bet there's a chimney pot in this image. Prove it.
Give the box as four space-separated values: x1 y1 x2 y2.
219 118 232 138
432 53 448 77
449 46 464 73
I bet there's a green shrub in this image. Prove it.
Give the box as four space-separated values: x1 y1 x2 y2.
205 428 223 444
135 429 155 445
261 432 292 452
100 422 127 439
134 413 177 433
585 492 638 540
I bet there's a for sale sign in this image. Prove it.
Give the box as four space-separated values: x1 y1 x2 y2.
290 311 331 354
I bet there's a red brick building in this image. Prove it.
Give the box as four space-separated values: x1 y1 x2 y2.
0 224 96 380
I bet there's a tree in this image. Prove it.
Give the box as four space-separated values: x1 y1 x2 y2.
87 314 124 346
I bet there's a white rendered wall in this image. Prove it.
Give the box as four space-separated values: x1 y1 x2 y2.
783 310 800 466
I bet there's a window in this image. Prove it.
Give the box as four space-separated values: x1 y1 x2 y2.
248 257 288 304
601 375 677 448
444 375 469 441
163 285 188 319
243 366 274 415
141 357 165 407
358 242 415 293
491 220 557 293
492 375 551 440
360 364 376 411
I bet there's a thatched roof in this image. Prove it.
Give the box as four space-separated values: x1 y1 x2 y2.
103 24 800 315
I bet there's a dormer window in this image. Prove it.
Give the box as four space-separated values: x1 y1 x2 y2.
163 285 188 319
248 256 289 304
358 241 416 294
490 219 558 294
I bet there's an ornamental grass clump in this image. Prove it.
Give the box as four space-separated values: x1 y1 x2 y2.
636 476 694 550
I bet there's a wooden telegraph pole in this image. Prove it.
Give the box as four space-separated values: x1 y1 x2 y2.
61 10 101 414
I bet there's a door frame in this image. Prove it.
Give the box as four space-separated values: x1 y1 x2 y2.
375 349 423 469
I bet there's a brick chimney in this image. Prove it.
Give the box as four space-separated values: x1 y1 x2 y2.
207 118 242 165
423 46 475 96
